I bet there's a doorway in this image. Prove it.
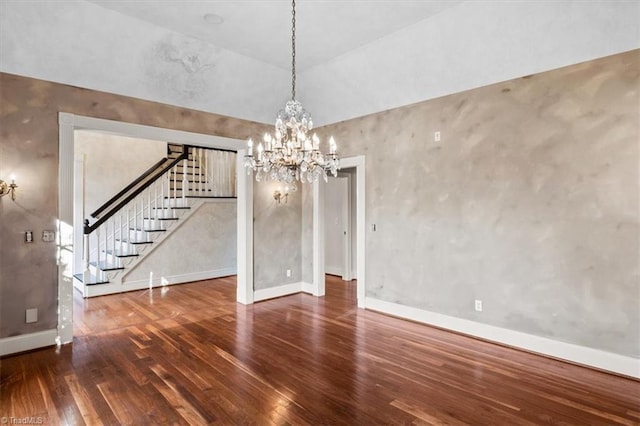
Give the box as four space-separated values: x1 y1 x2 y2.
312 155 366 307
57 113 246 344
324 170 356 281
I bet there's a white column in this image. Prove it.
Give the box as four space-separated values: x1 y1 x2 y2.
236 149 254 305
313 178 326 297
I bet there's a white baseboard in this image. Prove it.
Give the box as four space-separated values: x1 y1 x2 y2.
301 282 314 294
0 329 58 357
325 265 342 276
364 297 640 379
83 282 125 298
122 268 237 292
254 282 303 302
253 282 318 302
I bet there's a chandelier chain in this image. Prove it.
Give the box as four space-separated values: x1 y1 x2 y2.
291 0 296 100
243 0 339 186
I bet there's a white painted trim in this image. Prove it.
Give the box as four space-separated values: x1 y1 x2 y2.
341 173 352 281
237 149 254 305
325 266 343 277
123 268 237 291
57 113 247 344
253 282 304 302
364 297 640 379
59 113 244 151
314 155 366 307
58 114 75 345
312 179 326 296
77 281 124 298
0 329 58 357
300 282 315 294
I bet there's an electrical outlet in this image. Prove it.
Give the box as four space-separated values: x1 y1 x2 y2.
286 269 291 278
25 231 33 243
474 300 483 312
434 131 441 142
42 230 56 242
26 308 38 323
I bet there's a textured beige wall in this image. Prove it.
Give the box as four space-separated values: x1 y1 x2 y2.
253 180 302 290
0 72 270 338
75 131 167 217
124 202 236 283
316 50 640 357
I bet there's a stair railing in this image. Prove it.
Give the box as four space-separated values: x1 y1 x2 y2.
81 145 237 284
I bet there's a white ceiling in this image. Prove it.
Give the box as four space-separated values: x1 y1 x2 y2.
0 1 637 125
86 0 464 71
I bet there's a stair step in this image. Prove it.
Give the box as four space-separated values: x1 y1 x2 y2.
153 206 191 210
143 217 179 221
73 273 109 285
104 249 139 258
116 238 153 245
129 227 167 232
185 196 237 199
168 188 215 192
89 261 124 271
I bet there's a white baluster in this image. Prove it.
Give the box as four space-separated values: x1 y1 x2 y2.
83 231 90 283
154 180 158 227
192 148 196 196
133 202 138 242
173 165 178 202
199 148 204 194
182 159 188 206
95 229 100 272
118 211 123 256
147 187 151 233
111 217 116 260
206 150 212 195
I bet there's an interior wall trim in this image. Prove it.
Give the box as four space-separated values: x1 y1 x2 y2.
0 329 58 357
253 281 314 303
364 297 640 379
122 268 237 291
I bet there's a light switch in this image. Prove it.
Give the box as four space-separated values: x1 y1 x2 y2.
25 231 33 243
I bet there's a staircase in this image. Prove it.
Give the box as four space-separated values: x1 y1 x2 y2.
73 143 237 297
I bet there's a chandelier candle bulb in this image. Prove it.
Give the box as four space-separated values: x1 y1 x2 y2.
329 137 337 154
247 139 253 156
257 143 263 161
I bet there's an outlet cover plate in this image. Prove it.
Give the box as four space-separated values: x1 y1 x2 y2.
26 308 38 323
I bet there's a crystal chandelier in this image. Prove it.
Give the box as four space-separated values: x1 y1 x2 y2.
243 0 339 189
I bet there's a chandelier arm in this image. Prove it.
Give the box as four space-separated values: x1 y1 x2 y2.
291 0 296 101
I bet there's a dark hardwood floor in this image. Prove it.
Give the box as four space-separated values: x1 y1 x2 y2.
1 275 638 425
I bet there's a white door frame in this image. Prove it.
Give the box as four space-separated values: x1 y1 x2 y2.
340 172 352 282
57 113 248 344
312 155 366 307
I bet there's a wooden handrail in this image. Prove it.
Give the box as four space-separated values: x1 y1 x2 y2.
90 157 170 219
83 144 237 235
84 151 188 234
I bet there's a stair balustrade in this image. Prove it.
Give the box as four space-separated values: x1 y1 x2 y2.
75 144 236 287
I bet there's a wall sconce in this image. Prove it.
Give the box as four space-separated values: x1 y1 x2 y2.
0 175 17 201
273 186 289 204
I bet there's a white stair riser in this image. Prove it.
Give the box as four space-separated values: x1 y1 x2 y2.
154 209 176 219
143 219 166 230
127 230 153 241
164 198 189 208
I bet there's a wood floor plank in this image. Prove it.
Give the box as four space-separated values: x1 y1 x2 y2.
2 275 638 424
